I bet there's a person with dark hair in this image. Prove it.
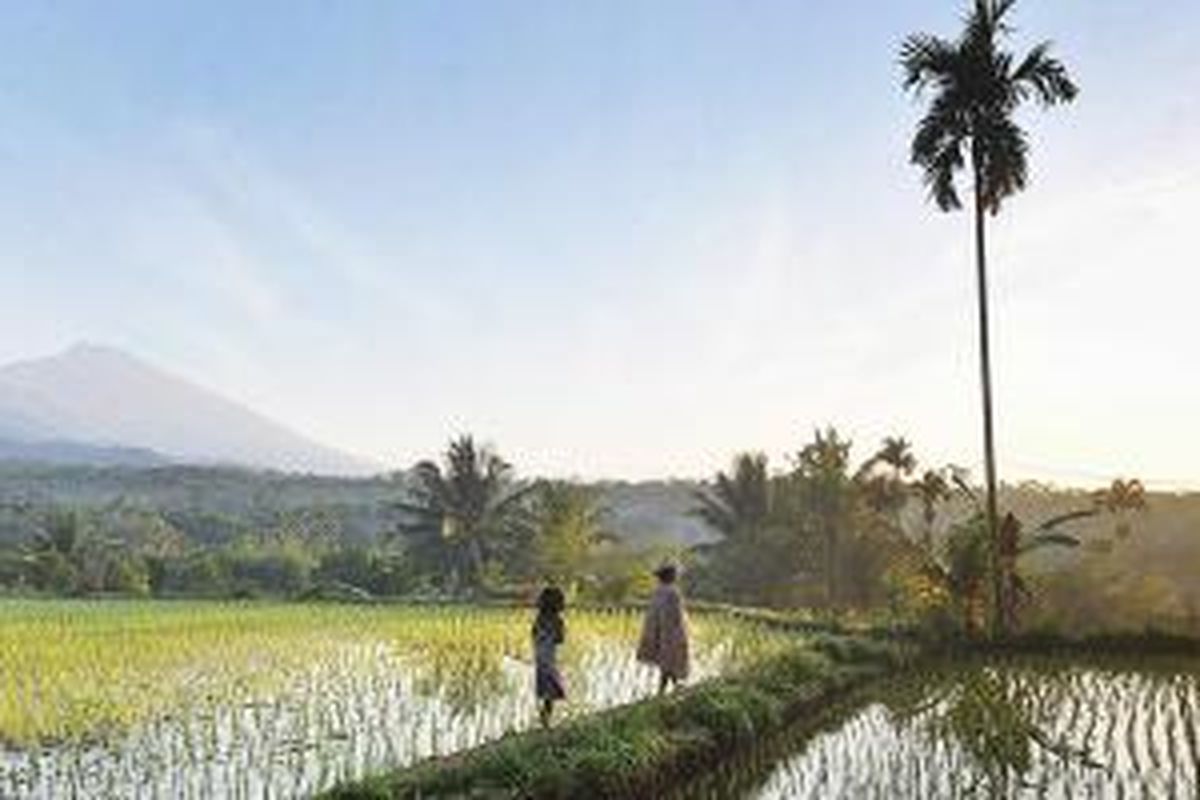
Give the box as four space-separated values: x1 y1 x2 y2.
532 585 566 727
637 562 691 694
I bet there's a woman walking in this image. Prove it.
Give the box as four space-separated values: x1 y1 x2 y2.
637 563 690 694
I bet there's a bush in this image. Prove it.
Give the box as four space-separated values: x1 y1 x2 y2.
105 556 150 596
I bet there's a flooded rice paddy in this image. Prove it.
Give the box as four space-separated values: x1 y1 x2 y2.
0 599 794 799
683 655 1200 799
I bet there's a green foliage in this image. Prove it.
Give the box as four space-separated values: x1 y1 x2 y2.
322 634 906 800
688 453 796 606
105 556 150 596
690 430 926 611
314 546 412 596
580 545 662 604
32 549 79 594
527 481 609 590
0 440 1186 641
944 513 991 634
394 435 536 593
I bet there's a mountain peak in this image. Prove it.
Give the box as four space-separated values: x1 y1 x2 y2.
61 341 133 360
8 342 147 377
0 345 380 475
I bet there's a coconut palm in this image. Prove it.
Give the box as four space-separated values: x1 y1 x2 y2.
691 453 782 602
394 436 534 594
900 0 1077 635
691 452 772 538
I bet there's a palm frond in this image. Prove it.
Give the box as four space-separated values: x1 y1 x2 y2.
902 0 1076 215
975 114 1028 212
950 468 981 508
911 93 969 211
1018 532 1080 554
1034 508 1097 533
900 34 959 93
1013 42 1079 106
690 490 737 535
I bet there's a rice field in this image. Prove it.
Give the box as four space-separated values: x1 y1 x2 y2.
683 656 1200 799
0 599 795 799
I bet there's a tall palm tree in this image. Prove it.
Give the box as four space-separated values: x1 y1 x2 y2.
395 435 534 593
793 428 855 607
900 0 1077 636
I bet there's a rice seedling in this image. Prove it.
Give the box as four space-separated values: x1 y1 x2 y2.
0 599 794 798
683 656 1200 799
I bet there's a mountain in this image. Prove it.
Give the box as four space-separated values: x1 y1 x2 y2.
0 344 378 475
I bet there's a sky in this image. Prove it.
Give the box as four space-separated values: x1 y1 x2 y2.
0 1 1197 487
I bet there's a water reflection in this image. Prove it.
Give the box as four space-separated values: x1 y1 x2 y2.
0 612 783 799
680 656 1200 799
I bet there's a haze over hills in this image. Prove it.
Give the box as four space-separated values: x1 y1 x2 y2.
0 344 379 475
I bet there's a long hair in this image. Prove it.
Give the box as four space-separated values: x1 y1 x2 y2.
534 585 566 642
537 585 565 616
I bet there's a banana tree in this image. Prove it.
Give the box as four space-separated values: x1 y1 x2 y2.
995 509 1094 633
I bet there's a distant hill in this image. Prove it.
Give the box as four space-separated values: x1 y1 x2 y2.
0 438 166 467
0 461 708 548
596 480 715 547
0 344 378 475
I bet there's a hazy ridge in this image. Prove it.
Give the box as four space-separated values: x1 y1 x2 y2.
0 344 377 475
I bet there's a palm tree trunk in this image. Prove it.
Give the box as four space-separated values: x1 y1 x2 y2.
973 167 1003 639
825 523 836 609
467 537 485 593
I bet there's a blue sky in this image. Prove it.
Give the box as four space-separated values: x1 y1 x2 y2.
1 1 1198 484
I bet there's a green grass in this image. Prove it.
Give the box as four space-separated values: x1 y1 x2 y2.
0 599 800 798
321 632 916 799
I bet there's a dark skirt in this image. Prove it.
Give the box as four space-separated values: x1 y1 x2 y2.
536 665 566 700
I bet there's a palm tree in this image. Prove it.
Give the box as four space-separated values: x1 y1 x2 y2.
912 469 952 551
692 452 772 538
857 436 917 516
691 453 778 602
395 436 534 594
793 429 855 607
900 0 1077 636
878 437 917 478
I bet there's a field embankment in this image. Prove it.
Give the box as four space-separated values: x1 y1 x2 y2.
321 632 916 800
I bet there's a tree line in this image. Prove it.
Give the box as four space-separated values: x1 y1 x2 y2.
0 436 667 603
0 429 1146 642
688 429 1146 637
